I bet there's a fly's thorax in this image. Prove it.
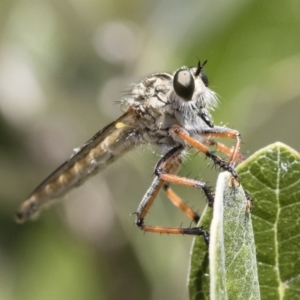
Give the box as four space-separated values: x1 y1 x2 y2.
124 72 176 145
134 103 177 145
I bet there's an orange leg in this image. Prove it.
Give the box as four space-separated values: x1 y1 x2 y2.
200 126 242 165
170 125 239 179
135 145 210 243
203 139 244 162
163 184 200 223
135 125 243 243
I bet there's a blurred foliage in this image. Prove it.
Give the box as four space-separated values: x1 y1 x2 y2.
0 1 300 299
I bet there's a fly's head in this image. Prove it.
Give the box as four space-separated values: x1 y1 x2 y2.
171 61 218 128
123 61 218 133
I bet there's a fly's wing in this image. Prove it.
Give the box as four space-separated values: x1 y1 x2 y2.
16 110 142 223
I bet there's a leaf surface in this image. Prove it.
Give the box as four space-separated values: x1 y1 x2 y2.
189 142 300 300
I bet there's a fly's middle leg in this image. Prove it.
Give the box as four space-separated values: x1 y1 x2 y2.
135 145 212 243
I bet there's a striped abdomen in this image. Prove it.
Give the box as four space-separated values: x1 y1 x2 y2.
16 112 141 223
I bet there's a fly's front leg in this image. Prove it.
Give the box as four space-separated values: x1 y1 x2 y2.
135 145 210 243
203 139 244 162
200 126 242 166
170 125 239 179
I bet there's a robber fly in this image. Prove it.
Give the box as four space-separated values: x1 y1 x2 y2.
16 61 242 242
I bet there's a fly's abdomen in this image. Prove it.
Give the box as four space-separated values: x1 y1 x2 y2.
16 118 140 223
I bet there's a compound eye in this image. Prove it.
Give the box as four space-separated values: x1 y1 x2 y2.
173 69 195 100
200 71 209 87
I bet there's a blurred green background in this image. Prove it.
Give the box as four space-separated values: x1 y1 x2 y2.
1 1 300 299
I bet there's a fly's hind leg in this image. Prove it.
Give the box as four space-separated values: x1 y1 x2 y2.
135 145 212 244
163 184 200 223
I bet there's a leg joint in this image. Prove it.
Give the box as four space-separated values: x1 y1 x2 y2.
135 217 144 229
154 165 163 176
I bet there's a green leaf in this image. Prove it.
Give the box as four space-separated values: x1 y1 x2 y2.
237 142 300 299
188 172 259 300
188 205 212 300
188 142 300 300
211 172 260 300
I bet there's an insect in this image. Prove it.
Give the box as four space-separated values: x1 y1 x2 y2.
16 61 242 242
